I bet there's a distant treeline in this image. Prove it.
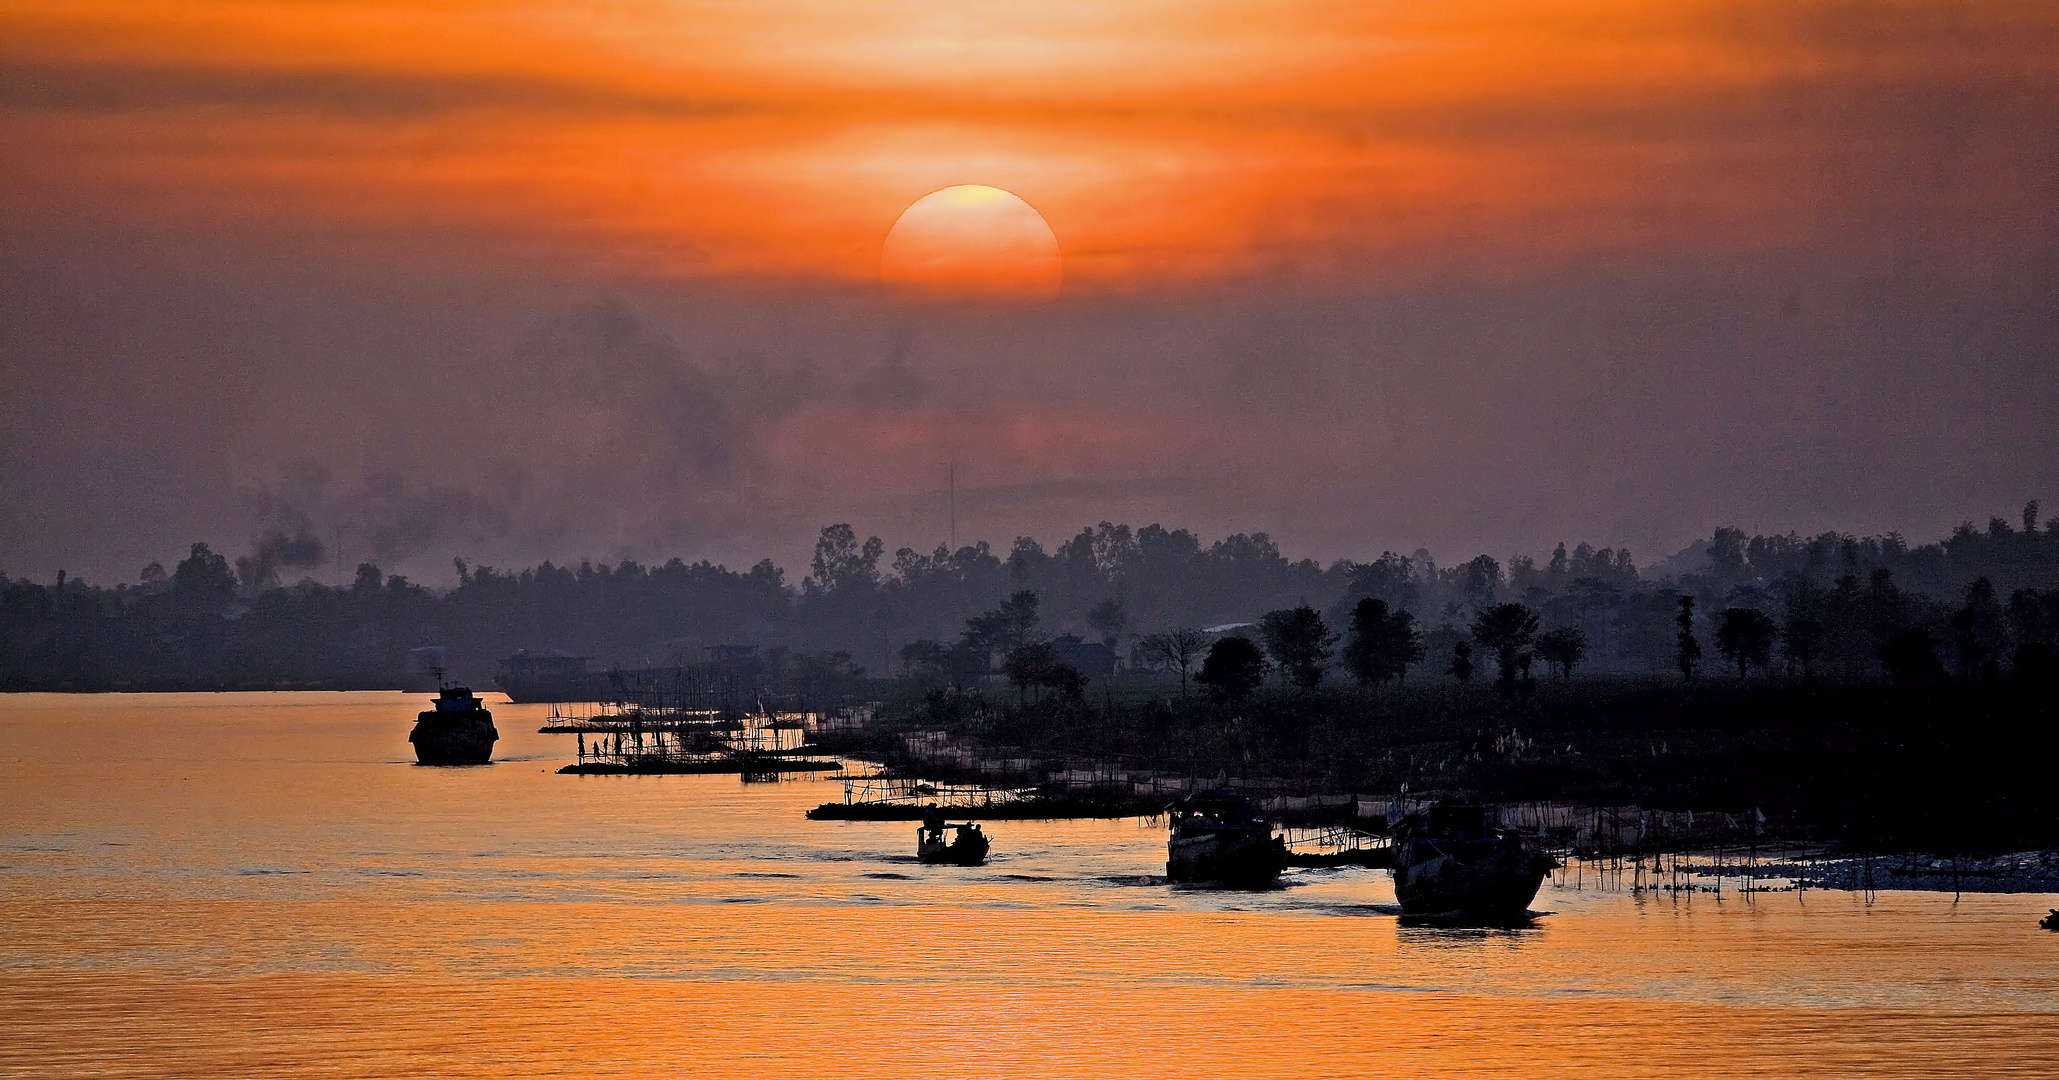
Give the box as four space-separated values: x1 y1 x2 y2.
3 504 2058 692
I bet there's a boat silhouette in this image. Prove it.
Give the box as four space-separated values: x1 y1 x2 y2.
917 808 990 865
1390 802 1553 921
409 683 499 766
1166 790 1287 888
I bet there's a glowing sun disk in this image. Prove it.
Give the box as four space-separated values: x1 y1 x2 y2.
880 185 1062 298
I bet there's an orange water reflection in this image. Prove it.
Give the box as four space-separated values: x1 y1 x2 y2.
2 693 2055 1078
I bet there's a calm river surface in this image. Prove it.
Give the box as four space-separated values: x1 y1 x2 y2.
3 692 2055 1078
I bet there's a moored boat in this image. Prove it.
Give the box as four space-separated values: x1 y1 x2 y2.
1166 790 1287 887
409 684 499 765
1390 802 1553 921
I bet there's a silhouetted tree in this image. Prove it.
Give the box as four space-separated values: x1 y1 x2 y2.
1085 597 1127 648
1390 608 1426 683
1706 527 1749 581
1139 628 1207 699
942 640 992 683
1949 577 2007 681
174 542 236 605
1342 598 1423 686
1864 569 1905 663
1003 642 1059 703
997 589 1041 642
1471 603 1540 690
1879 627 1941 686
1676 595 1702 680
1460 555 1502 612
2006 588 2059 684
1196 636 1268 703
1715 607 1777 678
235 553 278 589
900 639 947 681
1449 639 1474 683
1780 618 1824 679
809 524 885 594
962 589 1041 666
1535 626 1587 680
19 507 2059 693
1042 660 1088 702
1776 574 1825 680
1342 552 1418 614
1259 605 1337 689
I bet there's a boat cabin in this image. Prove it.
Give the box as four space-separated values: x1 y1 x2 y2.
431 686 487 712
1421 803 1493 839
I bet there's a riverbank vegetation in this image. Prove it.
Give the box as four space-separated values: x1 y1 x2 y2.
8 504 2058 851
864 676 2058 853
4 503 2056 691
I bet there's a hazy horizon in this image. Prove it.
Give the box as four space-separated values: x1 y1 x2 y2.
5 0 2055 586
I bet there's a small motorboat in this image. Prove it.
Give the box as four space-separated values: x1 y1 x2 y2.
917 819 990 866
1390 801 1554 921
1165 789 1287 888
2041 909 2058 932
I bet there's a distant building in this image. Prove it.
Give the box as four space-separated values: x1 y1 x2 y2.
1049 634 1118 678
500 648 589 678
496 649 599 703
1202 622 1256 639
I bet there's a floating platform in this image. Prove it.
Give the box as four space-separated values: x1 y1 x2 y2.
807 793 1161 821
1285 845 1392 869
560 756 842 775
541 722 739 735
539 715 741 734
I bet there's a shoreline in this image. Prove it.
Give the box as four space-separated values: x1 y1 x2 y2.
1542 849 2059 896
838 679 2059 858
826 749 2059 893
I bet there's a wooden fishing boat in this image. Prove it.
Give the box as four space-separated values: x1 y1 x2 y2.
917 820 990 865
1165 790 1287 887
1390 802 1554 921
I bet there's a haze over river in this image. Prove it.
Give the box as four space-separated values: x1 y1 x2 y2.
3 693 2055 1078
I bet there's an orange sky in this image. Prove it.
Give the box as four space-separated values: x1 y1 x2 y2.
8 0 2052 292
3 1 2056 582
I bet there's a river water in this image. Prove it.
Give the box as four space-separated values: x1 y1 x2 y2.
3 692 2054 1078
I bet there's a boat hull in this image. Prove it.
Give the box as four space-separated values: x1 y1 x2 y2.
1392 839 1551 920
409 712 499 766
1167 829 1286 887
918 830 990 866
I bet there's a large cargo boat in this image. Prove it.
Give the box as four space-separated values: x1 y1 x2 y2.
409 685 500 765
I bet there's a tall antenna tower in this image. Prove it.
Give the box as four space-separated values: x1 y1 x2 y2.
947 460 956 551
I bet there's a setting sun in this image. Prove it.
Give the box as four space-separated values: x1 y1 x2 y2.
5 1 2059 1077
880 185 1062 298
